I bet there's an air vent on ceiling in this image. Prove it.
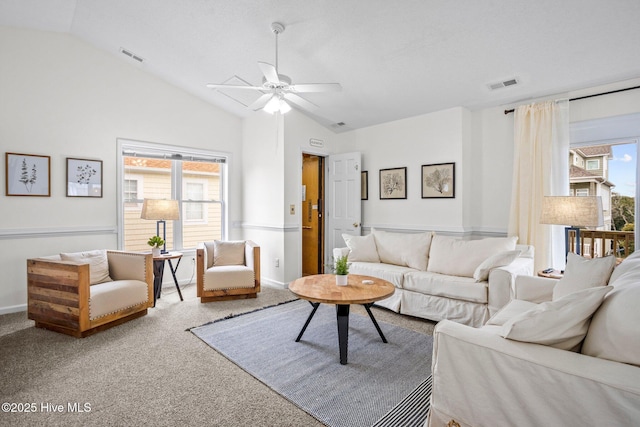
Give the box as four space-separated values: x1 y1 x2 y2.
488 78 519 91
120 48 144 63
332 122 346 128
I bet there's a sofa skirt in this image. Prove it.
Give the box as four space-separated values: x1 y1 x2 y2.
400 289 488 328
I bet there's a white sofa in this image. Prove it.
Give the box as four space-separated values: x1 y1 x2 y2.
427 251 640 426
333 229 534 327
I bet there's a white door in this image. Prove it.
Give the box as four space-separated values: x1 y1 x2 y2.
327 152 362 258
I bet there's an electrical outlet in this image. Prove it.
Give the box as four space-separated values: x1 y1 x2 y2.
290 204 295 215
275 258 280 268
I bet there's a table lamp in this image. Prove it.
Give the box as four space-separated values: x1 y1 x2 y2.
539 196 603 259
140 199 180 254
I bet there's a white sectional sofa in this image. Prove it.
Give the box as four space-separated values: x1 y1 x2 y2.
333 229 534 327
427 251 640 426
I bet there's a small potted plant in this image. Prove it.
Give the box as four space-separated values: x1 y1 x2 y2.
147 235 165 257
332 255 350 286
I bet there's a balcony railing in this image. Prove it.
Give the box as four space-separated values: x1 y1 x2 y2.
568 230 635 259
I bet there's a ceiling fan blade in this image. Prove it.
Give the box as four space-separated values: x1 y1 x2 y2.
248 93 273 110
289 83 342 93
258 61 280 84
206 84 263 90
283 93 319 112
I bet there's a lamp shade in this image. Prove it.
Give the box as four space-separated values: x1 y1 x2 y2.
540 196 603 227
140 199 180 220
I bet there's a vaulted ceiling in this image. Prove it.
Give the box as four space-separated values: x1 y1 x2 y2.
2 0 640 132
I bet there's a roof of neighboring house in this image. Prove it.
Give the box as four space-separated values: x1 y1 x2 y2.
575 145 613 158
570 165 615 188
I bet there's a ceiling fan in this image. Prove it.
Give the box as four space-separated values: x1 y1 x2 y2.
206 22 342 114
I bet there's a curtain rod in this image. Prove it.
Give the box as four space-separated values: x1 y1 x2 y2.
503 85 640 115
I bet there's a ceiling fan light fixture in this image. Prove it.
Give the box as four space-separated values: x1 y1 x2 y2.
263 95 280 114
278 98 292 114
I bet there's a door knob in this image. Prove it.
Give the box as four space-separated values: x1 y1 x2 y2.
353 223 360 228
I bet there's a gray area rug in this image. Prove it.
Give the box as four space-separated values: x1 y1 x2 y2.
191 299 433 427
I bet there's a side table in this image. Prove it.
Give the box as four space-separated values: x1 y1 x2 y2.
537 269 563 279
152 252 183 306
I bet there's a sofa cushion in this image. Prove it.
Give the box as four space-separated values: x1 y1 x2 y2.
485 299 538 326
404 271 487 304
348 262 416 289
372 228 433 271
89 279 148 320
473 250 522 282
342 233 380 262
60 249 112 285
213 240 246 266
500 286 611 351
581 267 640 366
552 253 616 300
428 235 518 278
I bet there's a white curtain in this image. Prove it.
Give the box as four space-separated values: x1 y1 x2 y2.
508 99 570 272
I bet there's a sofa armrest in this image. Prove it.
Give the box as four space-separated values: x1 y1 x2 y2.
333 247 349 260
428 320 640 427
245 240 260 289
487 256 534 316
513 275 557 303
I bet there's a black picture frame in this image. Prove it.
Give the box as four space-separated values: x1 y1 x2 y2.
379 167 407 200
361 171 368 200
66 157 103 198
421 162 455 198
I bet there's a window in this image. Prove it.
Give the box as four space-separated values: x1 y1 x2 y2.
117 140 226 252
576 188 589 196
586 159 599 170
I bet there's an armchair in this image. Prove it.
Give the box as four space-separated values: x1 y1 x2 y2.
196 240 260 303
27 250 153 337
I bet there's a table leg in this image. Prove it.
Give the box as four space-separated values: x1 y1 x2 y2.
152 260 165 307
364 303 388 343
295 302 320 342
167 258 183 301
336 304 350 365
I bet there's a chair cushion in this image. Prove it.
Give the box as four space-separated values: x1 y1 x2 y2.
89 279 149 320
204 265 255 290
342 233 379 263
500 286 611 351
372 228 433 270
213 241 245 266
473 250 522 282
428 235 518 278
348 262 416 289
60 249 112 285
552 253 616 300
581 267 640 366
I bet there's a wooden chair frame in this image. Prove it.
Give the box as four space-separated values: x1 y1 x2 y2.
196 241 261 303
27 251 153 338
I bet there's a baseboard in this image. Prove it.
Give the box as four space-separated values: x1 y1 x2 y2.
261 278 288 289
0 304 27 315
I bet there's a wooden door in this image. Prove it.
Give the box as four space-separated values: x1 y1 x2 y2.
302 154 324 275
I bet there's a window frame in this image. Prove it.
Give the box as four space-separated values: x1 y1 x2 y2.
116 139 229 251
585 159 600 170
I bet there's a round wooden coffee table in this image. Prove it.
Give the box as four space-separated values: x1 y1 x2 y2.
289 274 395 365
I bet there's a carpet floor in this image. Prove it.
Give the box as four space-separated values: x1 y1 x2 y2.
191 300 433 427
0 283 436 427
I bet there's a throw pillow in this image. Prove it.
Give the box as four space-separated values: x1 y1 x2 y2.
473 250 522 282
485 299 538 326
581 268 640 366
500 286 612 351
213 240 246 266
428 235 518 278
552 253 616 300
372 228 433 271
60 249 113 285
342 233 379 263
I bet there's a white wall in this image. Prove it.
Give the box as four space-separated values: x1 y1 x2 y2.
0 27 243 312
335 107 468 233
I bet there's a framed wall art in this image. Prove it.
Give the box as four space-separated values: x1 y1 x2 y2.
361 171 368 200
66 157 103 197
379 167 406 200
5 152 51 196
422 162 455 198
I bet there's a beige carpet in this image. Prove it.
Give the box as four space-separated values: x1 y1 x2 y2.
0 282 435 427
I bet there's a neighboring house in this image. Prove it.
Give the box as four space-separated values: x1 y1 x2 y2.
569 145 614 231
